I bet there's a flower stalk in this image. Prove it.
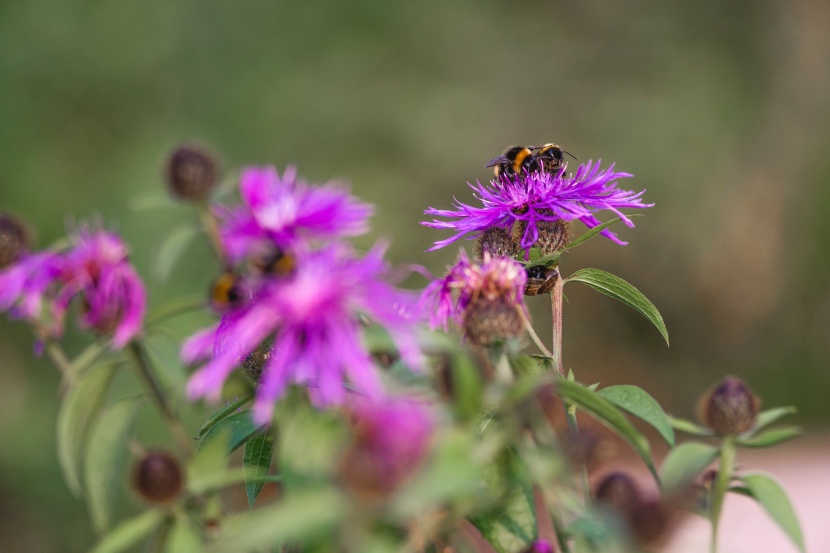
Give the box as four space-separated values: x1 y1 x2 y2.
709 437 736 553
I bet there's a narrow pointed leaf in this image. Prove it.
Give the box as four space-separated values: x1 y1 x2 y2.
57 362 119 496
155 224 201 281
198 410 259 454
208 489 345 551
746 406 797 436
566 268 669 345
670 416 713 437
244 431 275 508
597 385 675 447
471 486 537 553
84 397 144 532
89 509 164 553
564 215 643 251
736 426 801 448
69 340 108 375
740 473 805 553
555 380 657 480
660 442 718 492
198 395 253 438
165 512 203 553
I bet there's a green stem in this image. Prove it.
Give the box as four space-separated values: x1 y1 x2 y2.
518 306 554 358
710 437 736 553
126 341 193 456
44 341 78 391
197 201 226 263
551 277 564 376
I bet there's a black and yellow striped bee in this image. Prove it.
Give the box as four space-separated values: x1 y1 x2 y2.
251 247 296 277
528 143 576 176
485 145 534 179
210 271 244 312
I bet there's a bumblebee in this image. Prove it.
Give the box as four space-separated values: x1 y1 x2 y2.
528 143 576 176
485 145 533 178
252 247 296 277
210 271 244 311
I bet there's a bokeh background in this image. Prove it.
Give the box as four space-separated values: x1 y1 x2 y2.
2 1 829 551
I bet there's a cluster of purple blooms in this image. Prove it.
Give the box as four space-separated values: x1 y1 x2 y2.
0 226 146 350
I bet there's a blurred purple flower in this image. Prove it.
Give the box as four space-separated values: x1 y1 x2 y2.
183 242 423 425
217 165 373 262
423 160 652 251
420 250 527 331
0 227 145 349
339 397 434 500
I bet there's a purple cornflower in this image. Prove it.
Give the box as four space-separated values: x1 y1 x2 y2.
421 251 527 345
0 227 146 349
423 160 652 251
339 397 434 501
217 165 373 263
53 228 146 348
183 242 422 425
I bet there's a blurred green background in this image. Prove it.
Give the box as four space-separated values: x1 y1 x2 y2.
2 0 829 550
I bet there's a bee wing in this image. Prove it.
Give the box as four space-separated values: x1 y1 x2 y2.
485 154 507 168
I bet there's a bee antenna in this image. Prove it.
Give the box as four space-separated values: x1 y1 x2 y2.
563 150 577 160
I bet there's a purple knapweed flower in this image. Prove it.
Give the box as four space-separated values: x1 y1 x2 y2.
217 165 373 263
0 227 146 349
522 540 556 553
339 397 434 501
423 160 652 251
421 251 527 345
183 241 423 425
54 228 146 348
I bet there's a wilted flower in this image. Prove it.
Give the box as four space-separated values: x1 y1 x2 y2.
338 397 434 501
421 251 527 345
217 165 373 263
183 242 422 424
0 226 145 349
423 160 651 252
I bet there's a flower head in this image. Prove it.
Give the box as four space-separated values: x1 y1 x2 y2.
0 226 145 349
423 160 652 252
338 397 434 501
217 166 373 263
421 251 527 344
53 228 146 347
183 242 422 424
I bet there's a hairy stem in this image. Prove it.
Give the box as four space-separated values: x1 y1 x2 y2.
127 341 193 456
551 277 564 376
709 437 736 553
518 305 553 358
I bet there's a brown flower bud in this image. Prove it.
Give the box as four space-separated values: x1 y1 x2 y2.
513 212 570 256
242 343 273 384
164 145 220 201
475 226 515 260
0 212 30 269
594 471 643 515
132 451 183 504
462 295 524 346
697 376 760 436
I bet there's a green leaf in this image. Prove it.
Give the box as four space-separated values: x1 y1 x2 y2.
57 362 119 496
566 268 669 345
448 353 484 422
564 215 643 251
244 431 275 508
740 473 805 553
596 385 675 447
747 406 797 436
471 486 537 553
164 512 203 553
187 429 232 495
198 395 254 438
660 442 718 492
199 410 260 454
155 224 202 281
89 509 164 553
145 295 206 327
207 489 345 552
736 426 801 448
670 416 713 437
69 340 108 375
84 397 144 532
555 380 657 480
523 251 561 270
